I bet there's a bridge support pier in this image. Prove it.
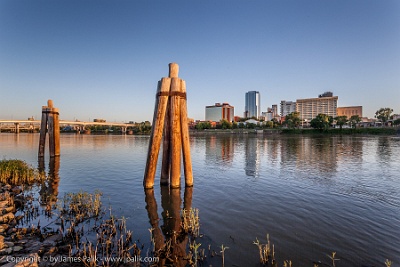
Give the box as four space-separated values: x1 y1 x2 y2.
38 100 60 158
14 123 19 134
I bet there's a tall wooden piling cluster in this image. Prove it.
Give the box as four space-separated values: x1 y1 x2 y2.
144 63 193 189
38 100 60 158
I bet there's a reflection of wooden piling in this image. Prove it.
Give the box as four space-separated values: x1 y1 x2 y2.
144 186 193 266
144 63 193 189
39 156 60 206
38 100 60 158
144 188 165 252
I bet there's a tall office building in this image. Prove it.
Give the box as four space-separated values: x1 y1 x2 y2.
296 92 338 121
205 103 234 122
244 91 260 119
280 100 296 117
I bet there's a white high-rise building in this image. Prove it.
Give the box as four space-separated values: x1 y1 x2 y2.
296 92 338 121
280 100 296 117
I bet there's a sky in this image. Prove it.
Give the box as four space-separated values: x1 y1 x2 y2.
1 0 399 122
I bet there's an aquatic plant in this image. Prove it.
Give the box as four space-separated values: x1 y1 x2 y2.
0 159 44 185
181 207 200 237
327 252 340 267
59 190 103 222
253 234 275 265
220 244 229 267
385 259 392 267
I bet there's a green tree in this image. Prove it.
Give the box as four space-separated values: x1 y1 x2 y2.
393 118 400 126
349 115 361 128
265 121 274 128
334 115 348 130
375 108 393 126
310 114 333 131
195 122 212 130
232 121 238 129
246 123 256 129
284 112 301 129
271 118 280 128
220 119 232 129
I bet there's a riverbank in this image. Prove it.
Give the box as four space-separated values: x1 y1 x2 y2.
0 183 70 267
189 127 400 136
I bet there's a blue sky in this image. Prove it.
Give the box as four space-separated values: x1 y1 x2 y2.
1 0 399 122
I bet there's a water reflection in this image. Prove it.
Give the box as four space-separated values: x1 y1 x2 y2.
144 186 194 266
38 156 60 208
280 137 339 177
205 136 234 165
244 137 261 177
376 137 392 165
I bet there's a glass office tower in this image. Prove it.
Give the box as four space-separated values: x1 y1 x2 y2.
244 91 260 119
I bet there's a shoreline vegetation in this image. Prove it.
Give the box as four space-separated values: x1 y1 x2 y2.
190 127 400 136
0 159 395 266
1 127 399 136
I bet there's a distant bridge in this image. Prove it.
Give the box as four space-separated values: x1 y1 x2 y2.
0 120 139 133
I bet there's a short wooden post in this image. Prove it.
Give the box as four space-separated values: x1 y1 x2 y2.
38 100 60 158
143 63 194 189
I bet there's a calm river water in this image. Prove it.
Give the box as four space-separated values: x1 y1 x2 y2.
1 133 399 266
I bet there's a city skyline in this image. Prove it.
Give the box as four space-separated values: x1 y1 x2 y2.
1 1 399 122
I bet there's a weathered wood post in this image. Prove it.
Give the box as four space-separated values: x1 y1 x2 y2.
169 77 182 188
38 100 60 158
180 81 193 186
143 78 171 188
143 63 193 189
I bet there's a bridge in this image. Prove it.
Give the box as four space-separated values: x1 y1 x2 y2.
0 120 140 133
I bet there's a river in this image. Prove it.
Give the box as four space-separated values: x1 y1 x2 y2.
1 133 399 266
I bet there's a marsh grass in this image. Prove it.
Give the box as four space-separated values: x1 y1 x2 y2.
53 191 142 267
0 159 44 185
181 207 200 237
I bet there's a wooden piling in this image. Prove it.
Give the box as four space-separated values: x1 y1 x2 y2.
143 63 194 189
180 80 193 186
160 99 171 185
38 107 48 157
38 100 60 158
53 108 60 156
169 77 182 188
144 78 171 188
48 107 55 157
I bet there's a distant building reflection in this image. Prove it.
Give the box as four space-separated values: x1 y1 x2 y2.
376 137 392 166
205 136 235 166
244 137 261 177
279 137 341 177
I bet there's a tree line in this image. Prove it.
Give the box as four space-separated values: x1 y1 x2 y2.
194 107 399 131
